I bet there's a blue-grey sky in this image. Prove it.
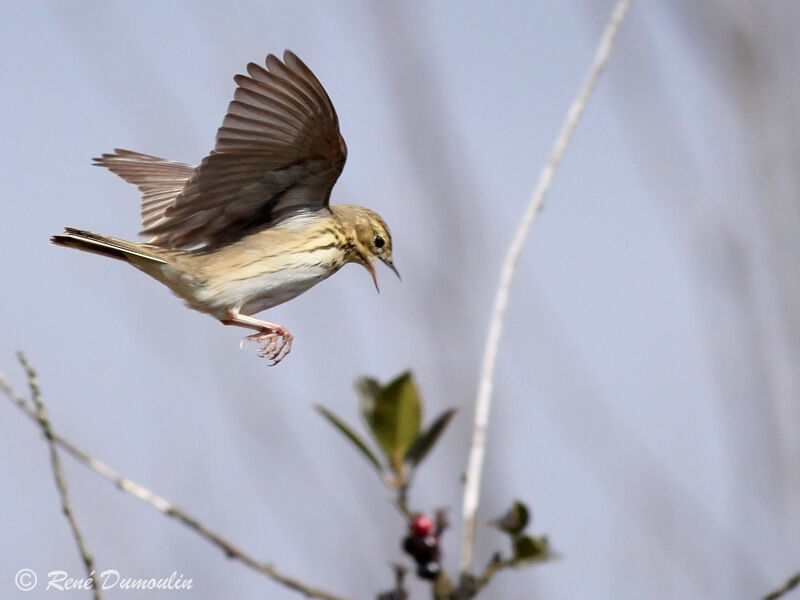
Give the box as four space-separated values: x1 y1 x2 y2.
1 1 798 599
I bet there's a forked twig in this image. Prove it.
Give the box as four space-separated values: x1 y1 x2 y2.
16 353 102 599
1 358 349 600
459 0 633 572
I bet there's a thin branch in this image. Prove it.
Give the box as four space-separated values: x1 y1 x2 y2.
0 365 31 412
458 0 633 572
764 571 800 600
1 362 350 600
472 554 515 595
16 353 101 599
376 564 408 600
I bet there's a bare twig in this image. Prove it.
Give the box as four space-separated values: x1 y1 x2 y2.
1 361 349 600
377 564 408 600
472 554 514 595
393 480 413 520
764 571 800 600
0 365 30 412
16 353 102 599
458 0 633 572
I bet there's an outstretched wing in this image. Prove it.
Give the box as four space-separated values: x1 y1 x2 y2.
145 50 347 249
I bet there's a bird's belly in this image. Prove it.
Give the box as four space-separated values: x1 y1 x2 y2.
199 262 339 317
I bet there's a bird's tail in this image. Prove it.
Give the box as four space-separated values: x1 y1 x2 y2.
51 227 167 265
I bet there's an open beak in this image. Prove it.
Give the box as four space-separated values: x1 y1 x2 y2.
366 258 400 294
380 256 401 281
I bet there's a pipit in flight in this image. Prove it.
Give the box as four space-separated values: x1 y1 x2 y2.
52 51 398 364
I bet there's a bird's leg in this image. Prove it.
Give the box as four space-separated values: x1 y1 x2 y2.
221 312 294 365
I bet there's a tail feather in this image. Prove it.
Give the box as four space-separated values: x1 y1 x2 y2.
51 228 166 264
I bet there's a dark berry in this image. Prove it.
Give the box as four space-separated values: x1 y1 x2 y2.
418 535 440 561
417 561 441 580
402 535 415 554
402 533 440 562
411 514 434 537
403 536 422 557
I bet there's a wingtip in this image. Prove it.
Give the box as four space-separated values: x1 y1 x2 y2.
92 148 126 165
50 228 74 245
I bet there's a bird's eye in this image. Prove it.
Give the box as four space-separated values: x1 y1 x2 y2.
374 235 385 249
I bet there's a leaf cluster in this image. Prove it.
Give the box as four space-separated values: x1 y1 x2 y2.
316 372 456 490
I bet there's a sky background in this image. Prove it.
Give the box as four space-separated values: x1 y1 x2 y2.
1 1 799 599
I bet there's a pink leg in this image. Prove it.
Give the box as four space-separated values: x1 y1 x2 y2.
221 312 294 365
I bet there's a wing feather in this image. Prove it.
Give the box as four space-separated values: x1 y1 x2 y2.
93 149 195 234
144 51 347 249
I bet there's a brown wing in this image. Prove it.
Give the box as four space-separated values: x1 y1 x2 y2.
144 50 347 249
93 149 195 233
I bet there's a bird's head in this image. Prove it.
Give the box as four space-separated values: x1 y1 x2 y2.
333 204 399 291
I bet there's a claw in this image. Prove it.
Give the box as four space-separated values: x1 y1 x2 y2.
242 327 294 365
222 314 294 365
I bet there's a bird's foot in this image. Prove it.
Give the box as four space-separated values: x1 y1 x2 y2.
241 326 293 365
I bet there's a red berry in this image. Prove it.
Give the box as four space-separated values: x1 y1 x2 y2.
411 514 434 536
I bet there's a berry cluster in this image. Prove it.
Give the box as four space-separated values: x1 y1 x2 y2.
402 514 442 580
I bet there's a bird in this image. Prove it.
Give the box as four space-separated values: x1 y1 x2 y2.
52 50 398 365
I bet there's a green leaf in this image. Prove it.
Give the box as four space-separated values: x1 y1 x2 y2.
315 405 382 472
360 371 422 468
513 535 548 562
405 408 457 466
354 377 381 404
490 500 530 535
